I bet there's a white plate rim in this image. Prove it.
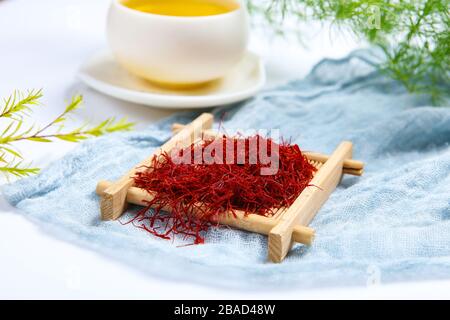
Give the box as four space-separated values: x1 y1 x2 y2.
77 51 266 109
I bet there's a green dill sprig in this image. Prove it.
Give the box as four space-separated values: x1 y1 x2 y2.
0 90 134 179
0 89 43 120
245 0 449 103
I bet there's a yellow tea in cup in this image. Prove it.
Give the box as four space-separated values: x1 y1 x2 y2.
108 0 248 85
122 0 239 17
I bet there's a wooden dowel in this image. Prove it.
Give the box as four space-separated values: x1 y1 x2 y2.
172 123 220 140
304 152 364 171
268 141 353 263
343 168 364 176
171 123 185 133
96 180 315 246
171 123 364 175
100 113 214 221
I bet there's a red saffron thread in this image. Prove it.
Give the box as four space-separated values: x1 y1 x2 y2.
127 135 316 244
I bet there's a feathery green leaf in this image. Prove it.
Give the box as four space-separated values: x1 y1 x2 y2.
0 90 134 179
245 0 449 103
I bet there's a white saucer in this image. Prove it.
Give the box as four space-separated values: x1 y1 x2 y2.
78 51 265 109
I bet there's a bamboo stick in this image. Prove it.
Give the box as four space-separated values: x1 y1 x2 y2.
96 180 315 245
172 123 221 140
268 141 353 263
304 152 364 171
100 113 214 221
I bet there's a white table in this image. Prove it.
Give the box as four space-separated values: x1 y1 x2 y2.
1 0 448 299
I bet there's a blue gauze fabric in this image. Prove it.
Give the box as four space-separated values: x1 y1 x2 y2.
3 50 450 289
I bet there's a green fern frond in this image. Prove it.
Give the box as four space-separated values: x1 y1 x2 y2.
245 0 450 103
64 94 83 114
0 160 40 179
0 90 134 179
0 89 43 120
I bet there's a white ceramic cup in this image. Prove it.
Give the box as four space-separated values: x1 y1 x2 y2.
106 0 249 86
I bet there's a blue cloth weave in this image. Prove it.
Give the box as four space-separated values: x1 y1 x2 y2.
3 50 450 289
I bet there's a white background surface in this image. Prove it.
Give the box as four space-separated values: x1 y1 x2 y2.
0 0 449 299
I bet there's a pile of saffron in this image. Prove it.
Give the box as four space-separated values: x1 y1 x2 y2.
129 135 316 244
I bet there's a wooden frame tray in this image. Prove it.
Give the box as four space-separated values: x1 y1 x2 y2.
96 113 364 263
